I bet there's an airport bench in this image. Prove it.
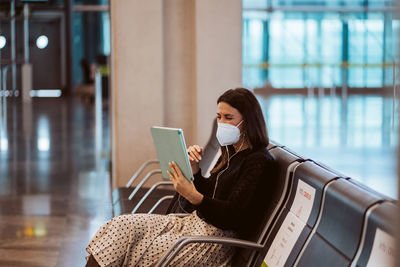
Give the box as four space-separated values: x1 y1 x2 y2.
161 144 396 266
112 137 396 266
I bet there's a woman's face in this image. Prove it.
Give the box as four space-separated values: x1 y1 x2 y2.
217 102 244 131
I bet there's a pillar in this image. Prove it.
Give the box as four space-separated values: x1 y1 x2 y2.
110 0 242 187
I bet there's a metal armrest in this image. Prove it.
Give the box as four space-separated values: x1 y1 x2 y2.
128 169 162 200
156 236 263 267
126 159 159 188
148 195 174 214
131 181 174 213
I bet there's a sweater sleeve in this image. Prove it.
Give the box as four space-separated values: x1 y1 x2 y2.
193 169 214 195
195 153 269 231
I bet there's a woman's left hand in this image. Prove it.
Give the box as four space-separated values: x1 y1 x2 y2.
167 161 204 205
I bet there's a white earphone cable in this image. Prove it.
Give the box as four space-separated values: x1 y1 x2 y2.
212 138 245 198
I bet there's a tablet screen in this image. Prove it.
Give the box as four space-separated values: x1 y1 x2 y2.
151 126 194 182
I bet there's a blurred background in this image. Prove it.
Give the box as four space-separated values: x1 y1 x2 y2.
242 0 398 198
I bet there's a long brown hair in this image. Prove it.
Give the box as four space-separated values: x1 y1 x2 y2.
211 88 269 174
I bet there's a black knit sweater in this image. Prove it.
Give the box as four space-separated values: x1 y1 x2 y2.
192 146 278 239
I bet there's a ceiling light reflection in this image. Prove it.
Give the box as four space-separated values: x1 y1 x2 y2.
34 222 47 237
22 194 50 215
30 89 62 98
21 223 47 238
38 137 50 151
0 137 7 151
37 116 50 152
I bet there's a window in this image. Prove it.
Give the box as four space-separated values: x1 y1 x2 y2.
242 0 396 90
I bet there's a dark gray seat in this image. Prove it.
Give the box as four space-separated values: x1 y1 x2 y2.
260 160 340 267
157 146 305 267
346 177 393 202
295 179 384 267
267 140 283 150
351 201 396 267
233 146 304 267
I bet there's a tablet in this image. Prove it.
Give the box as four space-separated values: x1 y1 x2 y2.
150 126 194 182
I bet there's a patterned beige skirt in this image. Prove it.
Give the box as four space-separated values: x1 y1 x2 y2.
86 211 236 267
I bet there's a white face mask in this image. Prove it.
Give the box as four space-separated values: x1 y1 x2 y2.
216 120 243 146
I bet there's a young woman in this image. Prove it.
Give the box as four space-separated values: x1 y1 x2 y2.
86 88 277 267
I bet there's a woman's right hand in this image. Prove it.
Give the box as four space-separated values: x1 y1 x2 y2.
187 145 203 174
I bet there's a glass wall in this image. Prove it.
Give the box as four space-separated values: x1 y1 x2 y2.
73 11 110 85
72 0 110 86
244 0 399 198
242 0 398 89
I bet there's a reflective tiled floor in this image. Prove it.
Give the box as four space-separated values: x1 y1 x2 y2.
258 94 398 199
0 97 112 266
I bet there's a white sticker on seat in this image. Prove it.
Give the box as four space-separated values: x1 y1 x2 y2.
264 180 316 267
290 179 316 223
264 212 305 267
366 228 395 267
